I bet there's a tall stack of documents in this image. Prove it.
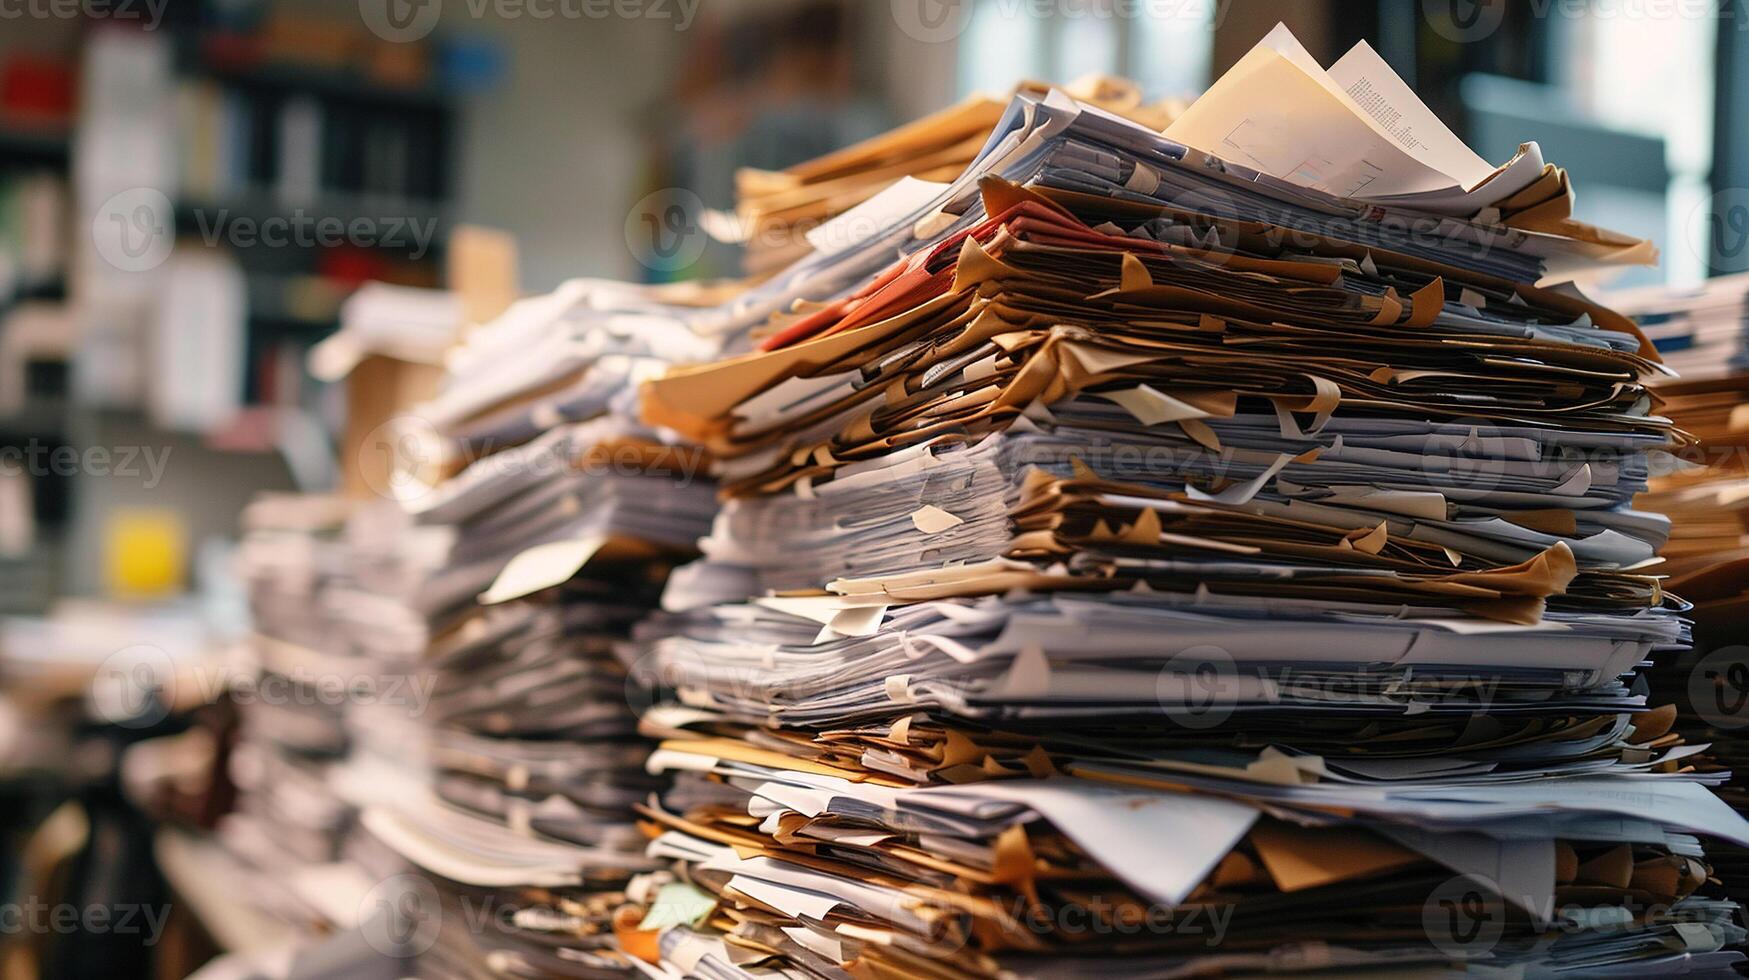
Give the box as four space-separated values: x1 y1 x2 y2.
621 26 1749 976
352 279 724 977
230 492 384 931
318 497 451 825
224 285 472 942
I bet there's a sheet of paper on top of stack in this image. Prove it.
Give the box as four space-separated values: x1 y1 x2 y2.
618 25 1749 978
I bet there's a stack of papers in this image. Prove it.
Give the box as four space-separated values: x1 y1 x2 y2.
1634 375 1749 604
1609 273 1749 382
612 26 1749 977
228 493 393 931
730 78 1181 276
354 276 726 977
1610 276 1749 917
1605 273 1749 622
309 283 463 383
1639 374 1749 928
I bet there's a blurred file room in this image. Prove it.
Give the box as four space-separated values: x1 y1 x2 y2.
0 0 1747 976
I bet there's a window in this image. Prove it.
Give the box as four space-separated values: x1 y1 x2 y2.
1555 5 1716 286
957 0 1215 100
1459 3 1717 287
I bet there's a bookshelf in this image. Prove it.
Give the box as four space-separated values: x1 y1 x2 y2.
0 113 73 589
162 27 460 408
0 11 467 605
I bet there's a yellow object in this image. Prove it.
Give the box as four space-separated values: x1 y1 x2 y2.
104 508 186 599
